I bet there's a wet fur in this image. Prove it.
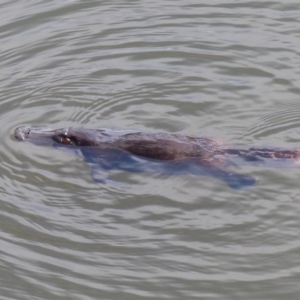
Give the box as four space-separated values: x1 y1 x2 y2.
14 126 300 189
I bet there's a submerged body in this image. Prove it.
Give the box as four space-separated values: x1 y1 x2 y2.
14 126 300 189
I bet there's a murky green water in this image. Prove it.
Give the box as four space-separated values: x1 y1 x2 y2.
1 1 300 299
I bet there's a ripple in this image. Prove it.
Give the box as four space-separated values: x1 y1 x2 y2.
247 101 300 139
1 0 300 299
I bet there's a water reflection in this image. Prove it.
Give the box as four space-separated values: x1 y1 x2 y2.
0 0 300 299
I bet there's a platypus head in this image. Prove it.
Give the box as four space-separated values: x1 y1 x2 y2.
14 126 59 145
14 126 99 147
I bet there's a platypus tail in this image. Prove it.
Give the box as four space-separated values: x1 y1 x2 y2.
224 148 300 161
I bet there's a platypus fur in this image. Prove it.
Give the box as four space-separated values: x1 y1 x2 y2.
14 126 300 189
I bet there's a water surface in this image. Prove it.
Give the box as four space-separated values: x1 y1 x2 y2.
1 1 300 299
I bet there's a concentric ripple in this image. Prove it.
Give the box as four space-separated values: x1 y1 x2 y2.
0 0 300 299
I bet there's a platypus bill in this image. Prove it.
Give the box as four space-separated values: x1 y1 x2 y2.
14 126 300 189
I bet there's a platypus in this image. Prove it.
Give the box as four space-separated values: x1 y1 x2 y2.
14 126 300 189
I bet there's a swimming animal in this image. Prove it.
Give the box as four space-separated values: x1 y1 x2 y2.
14 126 300 189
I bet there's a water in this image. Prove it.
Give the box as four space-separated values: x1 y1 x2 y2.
0 0 300 299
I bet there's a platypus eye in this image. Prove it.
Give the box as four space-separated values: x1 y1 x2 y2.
61 137 73 145
62 135 80 146
53 134 73 145
66 136 79 146
53 133 80 146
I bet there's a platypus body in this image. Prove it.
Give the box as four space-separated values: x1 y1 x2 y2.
14 126 300 189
